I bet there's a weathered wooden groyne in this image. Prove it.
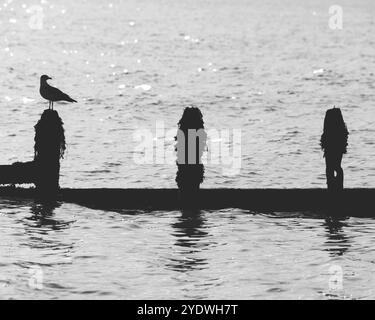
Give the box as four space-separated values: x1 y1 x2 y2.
0 106 372 216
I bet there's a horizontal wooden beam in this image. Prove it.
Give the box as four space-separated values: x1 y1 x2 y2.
0 162 35 185
0 187 373 216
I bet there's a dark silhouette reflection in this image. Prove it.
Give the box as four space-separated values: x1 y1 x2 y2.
27 201 70 230
19 201 75 251
320 107 349 191
166 209 210 273
323 216 351 257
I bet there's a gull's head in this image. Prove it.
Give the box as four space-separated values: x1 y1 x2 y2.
40 75 52 82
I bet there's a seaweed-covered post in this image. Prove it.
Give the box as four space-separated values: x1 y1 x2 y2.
320 107 349 191
175 107 207 206
34 109 66 196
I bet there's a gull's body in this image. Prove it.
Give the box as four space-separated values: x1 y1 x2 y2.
39 75 77 110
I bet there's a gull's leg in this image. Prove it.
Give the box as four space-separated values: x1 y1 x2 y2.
52 101 54 110
48 101 51 109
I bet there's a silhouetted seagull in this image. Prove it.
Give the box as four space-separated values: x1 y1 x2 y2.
39 75 77 110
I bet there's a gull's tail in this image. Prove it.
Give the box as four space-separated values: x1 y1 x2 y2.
64 94 77 103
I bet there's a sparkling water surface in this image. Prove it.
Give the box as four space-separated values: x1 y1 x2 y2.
0 0 375 299
1 200 375 299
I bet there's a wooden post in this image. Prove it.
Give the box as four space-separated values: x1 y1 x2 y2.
320 107 348 192
175 107 207 207
34 109 66 197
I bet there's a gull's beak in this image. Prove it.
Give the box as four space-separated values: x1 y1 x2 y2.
47 76 52 80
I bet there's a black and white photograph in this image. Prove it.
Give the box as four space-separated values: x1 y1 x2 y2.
0 0 374 305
